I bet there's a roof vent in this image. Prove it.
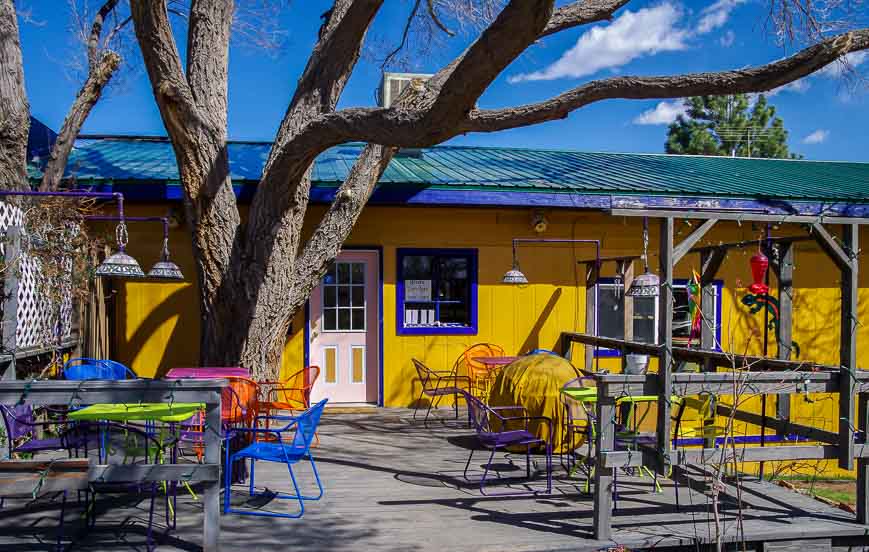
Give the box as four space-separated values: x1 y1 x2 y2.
378 72 433 108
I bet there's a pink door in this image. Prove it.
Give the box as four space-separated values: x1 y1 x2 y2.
309 250 379 405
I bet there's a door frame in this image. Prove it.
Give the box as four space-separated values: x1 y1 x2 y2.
304 246 384 406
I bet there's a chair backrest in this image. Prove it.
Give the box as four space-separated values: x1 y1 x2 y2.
561 377 596 424
291 399 328 450
271 366 320 408
0 404 34 444
461 343 505 378
223 377 259 425
461 391 499 436
411 358 435 392
64 358 136 380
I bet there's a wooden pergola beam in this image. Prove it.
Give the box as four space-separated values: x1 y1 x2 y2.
673 219 717 264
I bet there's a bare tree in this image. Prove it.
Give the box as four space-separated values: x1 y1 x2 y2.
116 0 866 380
40 0 132 191
0 0 131 194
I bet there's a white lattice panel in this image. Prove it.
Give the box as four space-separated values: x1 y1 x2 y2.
0 201 74 351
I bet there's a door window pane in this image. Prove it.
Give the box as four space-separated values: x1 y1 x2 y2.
351 308 365 331
323 309 336 331
351 286 364 307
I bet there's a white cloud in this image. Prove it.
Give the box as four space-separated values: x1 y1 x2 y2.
509 3 688 83
767 78 811 97
719 30 735 47
697 0 745 34
802 129 829 144
817 51 868 78
633 100 688 125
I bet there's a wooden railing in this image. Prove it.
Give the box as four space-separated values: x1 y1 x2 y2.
0 378 226 551
560 331 869 540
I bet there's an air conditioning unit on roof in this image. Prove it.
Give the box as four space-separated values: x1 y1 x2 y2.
379 72 433 108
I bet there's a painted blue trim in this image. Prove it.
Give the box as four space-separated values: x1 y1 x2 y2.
76 180 869 218
396 248 478 336
303 302 310 370
593 277 724 357
611 195 869 218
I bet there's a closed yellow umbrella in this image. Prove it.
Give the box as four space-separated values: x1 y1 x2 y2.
487 353 581 454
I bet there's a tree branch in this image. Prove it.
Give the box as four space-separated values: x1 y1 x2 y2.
87 0 121 68
186 0 233 132
289 143 396 314
462 28 869 133
541 0 632 37
425 0 554 120
40 51 121 191
130 0 202 145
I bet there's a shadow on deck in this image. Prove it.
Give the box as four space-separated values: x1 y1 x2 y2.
1 408 868 551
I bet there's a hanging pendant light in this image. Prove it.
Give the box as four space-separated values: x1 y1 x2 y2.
626 217 660 297
502 239 529 284
147 234 184 281
96 220 144 278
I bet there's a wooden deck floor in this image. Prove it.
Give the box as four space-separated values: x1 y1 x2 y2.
2 408 869 551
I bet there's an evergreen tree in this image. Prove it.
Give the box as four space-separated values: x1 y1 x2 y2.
666 94 800 159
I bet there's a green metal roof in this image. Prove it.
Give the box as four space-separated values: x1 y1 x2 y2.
33 137 869 205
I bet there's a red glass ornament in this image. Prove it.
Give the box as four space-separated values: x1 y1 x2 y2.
748 251 769 295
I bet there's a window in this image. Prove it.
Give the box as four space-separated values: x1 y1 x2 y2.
596 278 721 355
397 248 477 335
322 261 366 332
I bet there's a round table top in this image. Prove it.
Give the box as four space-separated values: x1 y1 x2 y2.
472 356 520 367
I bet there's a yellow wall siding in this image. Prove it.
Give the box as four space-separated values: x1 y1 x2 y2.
111 204 866 477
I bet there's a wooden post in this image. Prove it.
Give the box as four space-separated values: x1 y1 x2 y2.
839 224 858 470
774 242 794 434
585 262 599 373
857 391 869 524
657 218 674 472
1 227 20 381
622 261 634 342
203 392 223 551
593 393 616 540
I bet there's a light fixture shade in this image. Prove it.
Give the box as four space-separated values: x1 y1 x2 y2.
147 260 184 281
626 271 660 297
96 250 145 278
502 268 529 285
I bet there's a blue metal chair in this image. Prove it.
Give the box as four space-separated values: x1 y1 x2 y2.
223 399 327 518
63 358 137 380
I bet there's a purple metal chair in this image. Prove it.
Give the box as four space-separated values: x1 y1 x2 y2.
0 404 88 551
412 358 470 425
459 390 552 495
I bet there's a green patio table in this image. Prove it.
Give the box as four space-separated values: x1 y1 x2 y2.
67 402 204 423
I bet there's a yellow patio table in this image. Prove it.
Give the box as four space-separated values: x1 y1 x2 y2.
67 402 204 423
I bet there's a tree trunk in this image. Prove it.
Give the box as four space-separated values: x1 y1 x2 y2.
0 0 30 192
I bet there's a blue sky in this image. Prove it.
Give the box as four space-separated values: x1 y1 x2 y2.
18 0 869 161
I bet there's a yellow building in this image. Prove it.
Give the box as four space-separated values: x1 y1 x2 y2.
64 138 869 475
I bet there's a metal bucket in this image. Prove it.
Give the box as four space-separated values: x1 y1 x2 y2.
624 354 649 375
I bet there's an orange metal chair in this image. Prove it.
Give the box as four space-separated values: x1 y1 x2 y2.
255 366 321 444
461 343 506 403
256 366 320 416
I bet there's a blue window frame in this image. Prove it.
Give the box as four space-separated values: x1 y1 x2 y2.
595 277 723 357
396 248 478 336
